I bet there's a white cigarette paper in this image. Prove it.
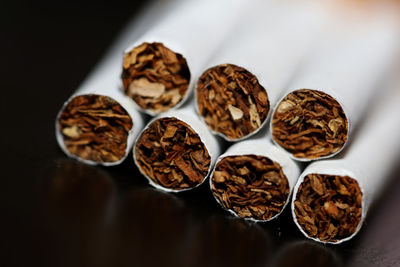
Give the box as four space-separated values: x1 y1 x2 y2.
270 5 400 161
196 0 332 141
55 0 179 166
133 101 220 192
291 76 400 244
210 132 300 222
122 0 247 115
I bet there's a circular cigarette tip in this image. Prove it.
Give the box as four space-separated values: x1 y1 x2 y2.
57 94 133 165
271 89 349 161
134 117 211 192
122 42 190 114
292 173 363 244
210 154 290 222
196 63 270 141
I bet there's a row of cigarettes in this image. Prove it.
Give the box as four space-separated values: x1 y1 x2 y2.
55 0 400 244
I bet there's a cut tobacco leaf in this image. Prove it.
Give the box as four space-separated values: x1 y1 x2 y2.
58 94 133 163
294 174 362 243
122 42 190 113
196 64 269 140
211 155 289 221
272 89 348 159
135 117 211 190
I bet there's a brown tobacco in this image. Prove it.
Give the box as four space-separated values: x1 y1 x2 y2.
294 174 362 242
135 117 211 190
272 89 348 159
58 95 133 162
122 42 190 113
211 155 289 221
196 64 269 140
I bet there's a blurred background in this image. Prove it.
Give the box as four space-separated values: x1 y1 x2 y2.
2 0 400 266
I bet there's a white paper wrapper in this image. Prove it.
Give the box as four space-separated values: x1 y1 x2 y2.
124 0 247 116
210 132 300 222
55 0 178 166
133 101 221 193
196 0 332 142
270 5 400 161
291 76 400 244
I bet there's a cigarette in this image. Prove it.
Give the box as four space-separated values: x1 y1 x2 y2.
134 102 220 192
291 75 400 244
271 6 400 161
54 0 178 165
122 0 247 115
195 0 331 141
210 134 300 222
57 94 142 166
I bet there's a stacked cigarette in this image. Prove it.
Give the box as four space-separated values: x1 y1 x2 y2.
57 94 140 166
134 102 220 192
270 6 400 161
122 0 247 115
210 135 300 221
55 0 400 249
56 0 245 166
195 0 331 141
55 0 178 165
291 75 400 244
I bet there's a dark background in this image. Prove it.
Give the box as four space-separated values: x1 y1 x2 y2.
2 1 400 266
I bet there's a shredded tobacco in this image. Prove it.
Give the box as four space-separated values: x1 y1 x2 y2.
135 117 211 190
294 174 362 243
211 155 289 221
272 89 348 159
196 64 269 140
58 94 133 163
122 42 190 113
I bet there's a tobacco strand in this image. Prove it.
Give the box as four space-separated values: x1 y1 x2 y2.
58 95 133 163
294 174 362 242
122 42 190 113
135 117 211 190
272 89 348 159
196 64 269 140
211 155 289 221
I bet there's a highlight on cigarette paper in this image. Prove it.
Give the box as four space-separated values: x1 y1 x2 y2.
134 110 217 192
57 94 134 164
271 89 349 160
269 1 400 161
122 42 190 114
196 64 270 141
210 140 300 222
293 173 362 243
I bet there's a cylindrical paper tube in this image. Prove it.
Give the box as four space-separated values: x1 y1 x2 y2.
291 76 400 244
196 0 331 141
270 6 400 161
210 133 300 222
122 0 247 115
55 0 177 166
134 101 220 192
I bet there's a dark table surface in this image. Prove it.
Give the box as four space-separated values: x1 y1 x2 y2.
2 1 400 266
